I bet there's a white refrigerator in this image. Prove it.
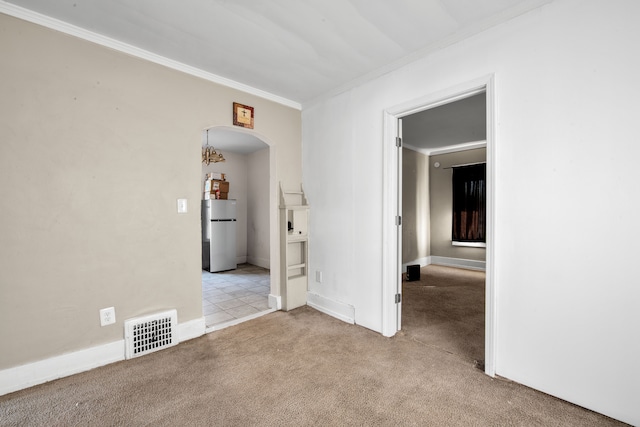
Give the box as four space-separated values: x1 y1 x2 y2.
201 199 237 272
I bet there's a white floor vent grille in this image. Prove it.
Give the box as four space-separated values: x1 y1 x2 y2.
124 310 177 359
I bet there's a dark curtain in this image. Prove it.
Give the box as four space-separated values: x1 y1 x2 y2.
452 164 486 242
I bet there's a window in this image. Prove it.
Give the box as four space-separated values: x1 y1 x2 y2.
452 163 486 243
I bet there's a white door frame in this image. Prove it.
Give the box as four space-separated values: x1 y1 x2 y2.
381 75 497 376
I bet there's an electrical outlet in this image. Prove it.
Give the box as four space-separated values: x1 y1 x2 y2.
315 270 322 283
100 307 116 326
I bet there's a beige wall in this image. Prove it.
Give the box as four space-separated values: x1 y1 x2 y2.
401 148 430 264
247 148 271 268
0 14 301 370
429 148 486 261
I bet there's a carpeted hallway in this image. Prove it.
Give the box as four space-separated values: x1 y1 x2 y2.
0 269 627 426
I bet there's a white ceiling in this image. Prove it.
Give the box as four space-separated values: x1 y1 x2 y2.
403 92 486 153
3 0 550 154
204 128 267 155
4 0 552 107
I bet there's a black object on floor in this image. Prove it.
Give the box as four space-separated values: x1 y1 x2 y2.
406 264 420 281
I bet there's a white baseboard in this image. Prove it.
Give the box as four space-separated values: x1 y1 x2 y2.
247 256 270 269
307 292 355 325
0 317 207 397
0 340 125 397
268 294 282 310
430 256 486 271
403 256 486 271
177 317 206 343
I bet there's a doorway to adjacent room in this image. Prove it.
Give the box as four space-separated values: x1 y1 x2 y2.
200 127 277 330
383 75 496 375
399 92 487 366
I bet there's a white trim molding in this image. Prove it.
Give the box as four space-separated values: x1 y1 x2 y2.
430 256 486 271
177 317 206 343
452 241 487 248
403 256 486 272
0 318 206 396
268 294 282 310
383 74 496 376
307 293 355 325
404 140 487 157
0 1 301 110
381 109 402 337
0 340 125 396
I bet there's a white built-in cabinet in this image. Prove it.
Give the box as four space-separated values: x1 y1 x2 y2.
279 183 308 311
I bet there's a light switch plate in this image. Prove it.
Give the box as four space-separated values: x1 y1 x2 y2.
177 198 188 213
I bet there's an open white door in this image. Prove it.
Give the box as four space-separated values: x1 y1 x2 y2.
395 118 403 332
395 119 402 331
381 111 403 337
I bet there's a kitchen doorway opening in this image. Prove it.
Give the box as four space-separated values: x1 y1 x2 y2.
201 126 278 331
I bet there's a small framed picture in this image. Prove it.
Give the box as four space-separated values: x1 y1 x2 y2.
233 102 254 129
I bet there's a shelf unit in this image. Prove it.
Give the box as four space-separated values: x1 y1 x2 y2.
279 183 309 311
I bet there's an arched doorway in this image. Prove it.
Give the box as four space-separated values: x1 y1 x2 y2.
200 126 279 331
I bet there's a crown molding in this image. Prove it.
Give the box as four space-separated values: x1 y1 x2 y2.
404 140 486 156
0 1 301 110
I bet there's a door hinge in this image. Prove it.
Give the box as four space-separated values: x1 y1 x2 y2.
395 136 402 148
395 215 402 226
395 293 402 304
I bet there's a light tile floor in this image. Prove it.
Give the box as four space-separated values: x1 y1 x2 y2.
202 263 271 327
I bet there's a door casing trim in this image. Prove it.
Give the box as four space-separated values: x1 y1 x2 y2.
381 74 496 377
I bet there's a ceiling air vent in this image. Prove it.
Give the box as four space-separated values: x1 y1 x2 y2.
124 310 177 359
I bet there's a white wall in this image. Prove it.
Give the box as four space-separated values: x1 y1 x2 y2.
302 1 640 424
247 147 271 268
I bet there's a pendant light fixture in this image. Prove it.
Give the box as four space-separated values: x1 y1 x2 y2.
202 129 226 165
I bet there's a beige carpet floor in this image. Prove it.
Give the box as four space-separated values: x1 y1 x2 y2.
402 264 486 365
0 270 627 426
